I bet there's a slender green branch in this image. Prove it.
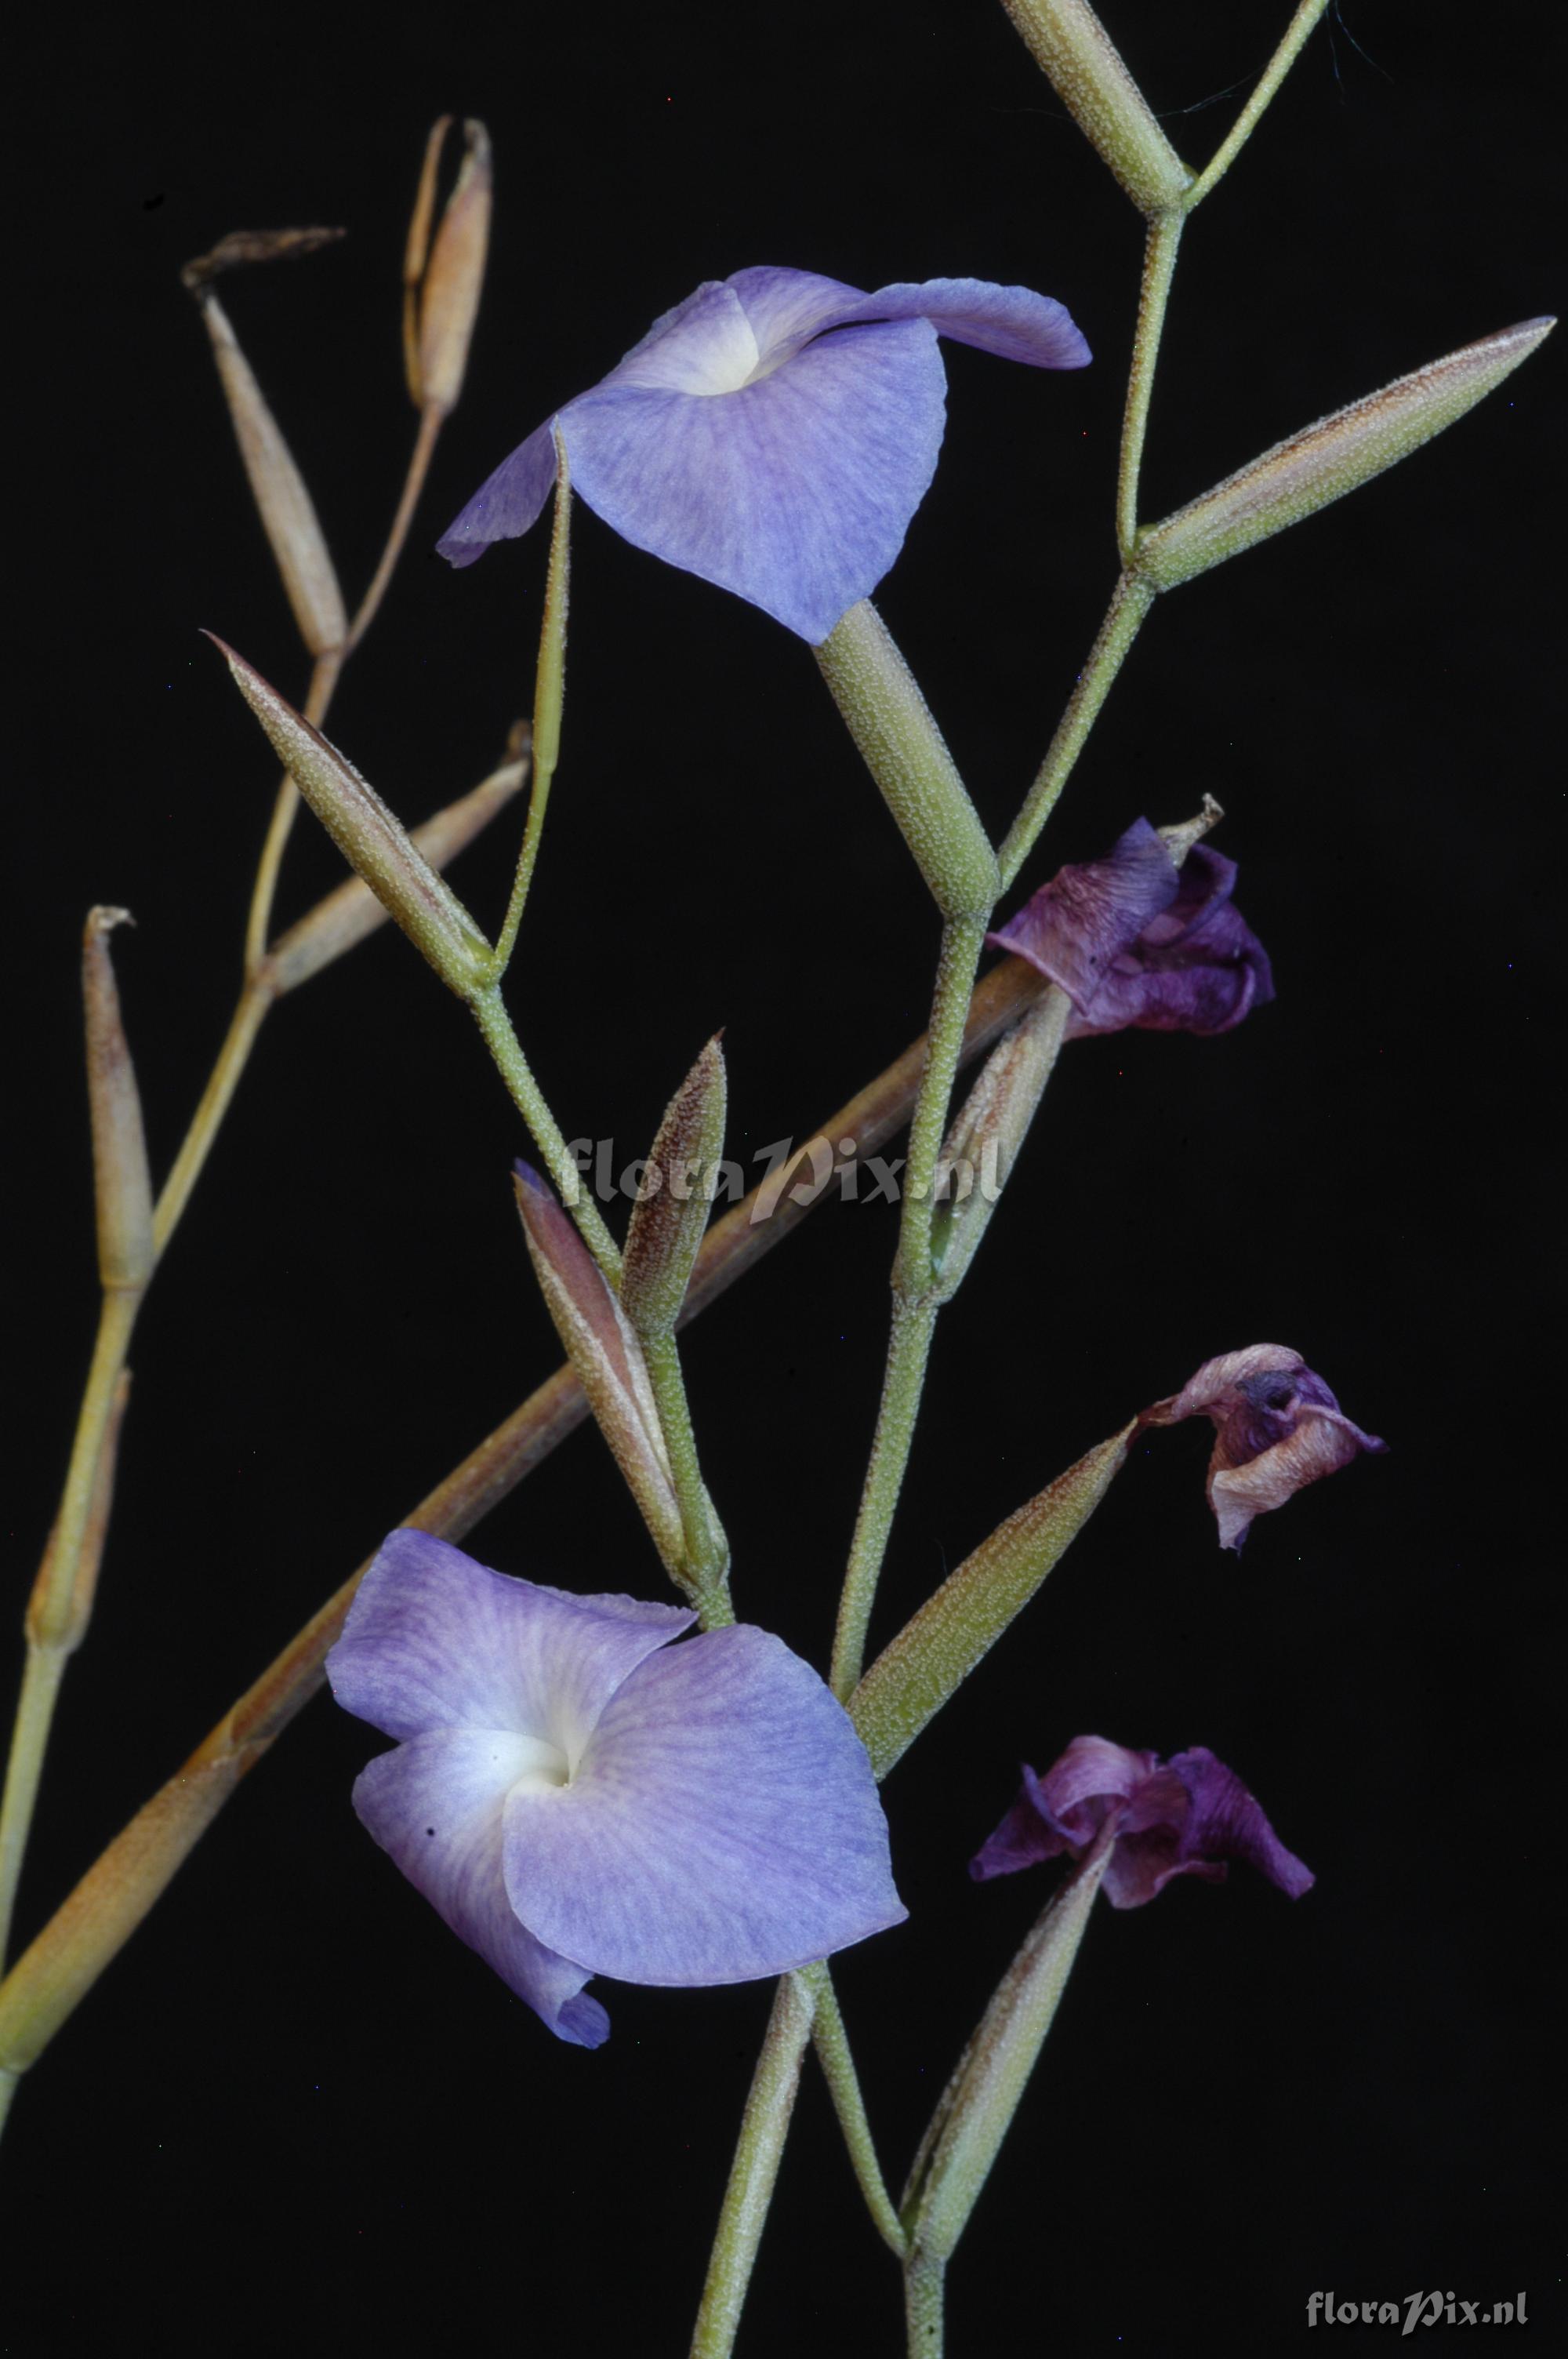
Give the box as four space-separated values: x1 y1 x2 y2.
1116 209 1184 561
492 458 571 977
469 987 624 1281
0 1656 67 1972
904 2248 946 2358
642 1329 730 1605
690 1972 816 2359
804 1963 906 2257
345 402 445 653
2 375 456 2005
830 916 989 1702
997 570 1156 892
1184 0 1332 212
152 983 274 1257
0 1291 138 1966
831 1295 938 1704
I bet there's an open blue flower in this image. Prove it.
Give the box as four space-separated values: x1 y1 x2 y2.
327 1530 906 2046
437 265 1089 642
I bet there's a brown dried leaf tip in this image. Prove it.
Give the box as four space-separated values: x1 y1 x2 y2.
180 225 345 293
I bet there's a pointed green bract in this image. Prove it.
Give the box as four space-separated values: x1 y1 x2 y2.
849 1427 1132 1780
1135 316 1555 590
512 1169 689 1580
211 640 495 1000
903 1837 1112 2263
82 911 154 1296
622 1038 728 1339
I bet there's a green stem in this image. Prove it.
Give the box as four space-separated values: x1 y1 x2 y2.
996 570 1156 893
0 1653 67 1972
642 1329 730 1606
492 462 570 978
1116 209 1184 562
804 1962 906 2257
469 987 623 1282
904 2248 946 2358
894 919 990 1296
345 402 444 654
0 1289 140 1968
152 982 274 1258
690 1972 816 2359
830 916 988 1703
1183 0 1332 212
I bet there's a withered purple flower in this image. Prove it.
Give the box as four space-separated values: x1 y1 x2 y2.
971 1733 1314 1907
437 265 1088 642
986 816 1272 1038
1143 1343 1388 1550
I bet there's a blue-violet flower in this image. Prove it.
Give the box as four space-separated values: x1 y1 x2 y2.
987 816 1273 1037
437 266 1089 642
971 1734 1314 1906
328 1530 906 2045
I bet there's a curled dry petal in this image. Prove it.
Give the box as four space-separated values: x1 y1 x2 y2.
328 1532 905 2043
971 1733 1312 1907
987 816 1272 1038
438 267 1088 642
1143 1343 1388 1550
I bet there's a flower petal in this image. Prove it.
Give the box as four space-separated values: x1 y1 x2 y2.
327 1530 693 1750
436 416 560 568
988 819 1273 1038
1169 1747 1315 1899
989 820 1181 1007
601 280 762 394
1208 1411 1384 1551
352 1728 611 2045
554 318 948 642
727 267 1091 371
1142 1345 1388 1550
831 276 1091 371
503 1625 906 1983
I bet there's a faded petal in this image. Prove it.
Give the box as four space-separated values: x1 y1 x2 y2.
1167 1747 1315 1900
988 818 1273 1038
327 1528 692 1751
1145 1344 1388 1550
505 1623 906 1984
352 1728 610 2046
971 1735 1312 1910
970 1737 1159 1881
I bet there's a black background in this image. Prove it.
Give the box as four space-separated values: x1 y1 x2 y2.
5 3 1559 2352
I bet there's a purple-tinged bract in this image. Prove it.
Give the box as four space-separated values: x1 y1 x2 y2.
327 1530 906 2045
987 817 1273 1038
437 267 1089 642
971 1733 1313 1908
1143 1343 1388 1550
